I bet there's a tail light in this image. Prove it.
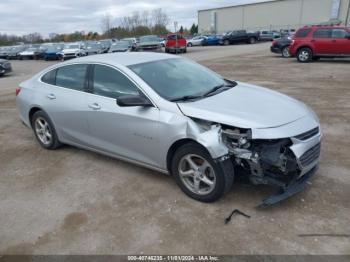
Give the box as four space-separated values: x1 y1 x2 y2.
272 40 277 45
15 87 21 96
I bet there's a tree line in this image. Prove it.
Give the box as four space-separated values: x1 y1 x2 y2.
0 8 199 46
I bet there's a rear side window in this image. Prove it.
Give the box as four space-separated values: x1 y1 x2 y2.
41 69 56 85
295 29 311 38
92 64 139 99
332 29 349 38
55 64 88 91
313 29 331 38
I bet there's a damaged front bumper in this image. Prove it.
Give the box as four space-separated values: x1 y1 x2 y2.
258 165 318 208
221 124 322 207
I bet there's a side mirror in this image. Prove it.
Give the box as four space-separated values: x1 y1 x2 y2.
117 95 153 107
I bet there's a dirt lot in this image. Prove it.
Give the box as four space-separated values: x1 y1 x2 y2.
0 43 349 255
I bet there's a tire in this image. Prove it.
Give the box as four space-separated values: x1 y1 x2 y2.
248 37 256 44
165 48 170 53
297 47 313 63
171 142 234 202
31 111 62 150
187 43 192 47
281 46 290 58
183 48 187 53
223 40 230 46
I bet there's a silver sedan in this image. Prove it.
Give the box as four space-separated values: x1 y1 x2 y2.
16 53 321 205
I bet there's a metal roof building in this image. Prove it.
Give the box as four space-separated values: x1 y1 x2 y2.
198 0 350 33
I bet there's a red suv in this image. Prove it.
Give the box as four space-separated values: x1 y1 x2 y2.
289 26 350 62
165 33 187 53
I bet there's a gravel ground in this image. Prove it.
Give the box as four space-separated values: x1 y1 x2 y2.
0 43 349 255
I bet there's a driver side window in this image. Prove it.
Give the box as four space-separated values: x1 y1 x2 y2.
92 64 139 99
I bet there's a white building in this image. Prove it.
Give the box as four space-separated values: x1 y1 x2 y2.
198 0 350 33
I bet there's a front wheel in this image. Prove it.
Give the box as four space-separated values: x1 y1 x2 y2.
187 43 192 47
31 111 62 150
171 142 234 202
297 47 313 63
223 40 230 46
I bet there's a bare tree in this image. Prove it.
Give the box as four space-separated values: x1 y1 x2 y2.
151 8 170 27
101 13 113 38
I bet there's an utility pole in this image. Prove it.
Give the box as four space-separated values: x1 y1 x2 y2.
346 0 350 26
174 21 178 54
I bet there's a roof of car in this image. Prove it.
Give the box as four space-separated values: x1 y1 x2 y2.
70 52 179 66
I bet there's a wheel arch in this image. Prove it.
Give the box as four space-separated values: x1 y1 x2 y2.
166 138 208 173
296 45 313 55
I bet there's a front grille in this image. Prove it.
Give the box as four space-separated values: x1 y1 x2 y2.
299 143 321 167
295 127 319 140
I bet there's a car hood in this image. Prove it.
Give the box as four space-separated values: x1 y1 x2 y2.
61 48 80 53
20 51 35 55
177 82 311 129
138 41 159 46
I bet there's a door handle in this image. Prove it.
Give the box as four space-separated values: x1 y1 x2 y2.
47 93 56 100
88 103 101 110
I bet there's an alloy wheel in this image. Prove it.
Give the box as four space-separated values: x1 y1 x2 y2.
178 154 216 195
34 117 52 145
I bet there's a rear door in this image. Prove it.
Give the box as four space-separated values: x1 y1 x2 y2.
312 28 332 54
39 63 92 146
85 64 161 167
331 28 350 55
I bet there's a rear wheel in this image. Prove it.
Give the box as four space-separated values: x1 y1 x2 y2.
31 111 62 150
297 47 313 63
248 37 256 44
171 142 234 202
281 46 290 58
187 43 192 47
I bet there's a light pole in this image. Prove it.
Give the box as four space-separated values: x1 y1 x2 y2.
174 21 178 54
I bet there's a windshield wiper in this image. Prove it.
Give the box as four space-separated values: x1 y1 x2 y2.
170 95 203 102
203 82 235 97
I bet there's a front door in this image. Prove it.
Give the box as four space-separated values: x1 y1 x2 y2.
85 64 161 168
312 28 333 55
331 28 350 55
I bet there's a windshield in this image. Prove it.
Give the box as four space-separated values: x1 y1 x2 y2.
140 36 158 42
64 44 79 49
129 58 230 101
113 41 129 48
46 46 62 52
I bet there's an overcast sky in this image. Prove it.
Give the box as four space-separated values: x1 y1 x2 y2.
0 0 269 36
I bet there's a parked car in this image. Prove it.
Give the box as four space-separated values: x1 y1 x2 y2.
135 35 162 52
43 44 64 60
187 36 206 47
0 59 12 76
259 30 274 41
99 39 113 53
165 33 187 53
220 30 260 45
6 45 27 59
16 52 321 205
0 47 11 59
280 29 296 37
58 43 86 61
85 42 104 55
19 46 45 60
109 40 132 52
270 36 293 57
289 26 350 62
202 35 222 46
